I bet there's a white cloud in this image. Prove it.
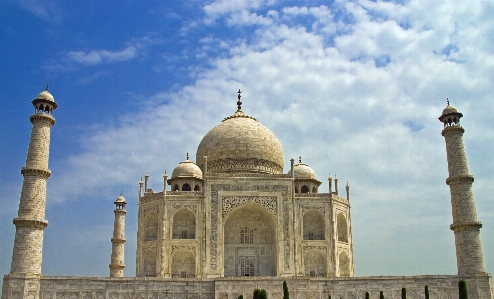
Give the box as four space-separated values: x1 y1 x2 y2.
37 0 494 276
204 0 277 23
66 45 137 66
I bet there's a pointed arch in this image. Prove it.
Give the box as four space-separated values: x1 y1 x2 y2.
337 213 348 243
339 251 350 277
304 250 327 277
172 209 196 239
171 249 195 278
303 210 325 240
301 185 309 193
142 249 157 277
144 213 159 241
223 205 277 277
182 183 191 191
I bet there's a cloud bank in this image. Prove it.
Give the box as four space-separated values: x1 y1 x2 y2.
23 0 494 276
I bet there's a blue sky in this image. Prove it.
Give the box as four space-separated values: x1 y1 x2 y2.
1 0 493 278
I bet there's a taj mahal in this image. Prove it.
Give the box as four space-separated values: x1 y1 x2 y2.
1 88 493 299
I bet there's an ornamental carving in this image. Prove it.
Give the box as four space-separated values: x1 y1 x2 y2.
142 246 157 255
203 158 283 175
142 205 159 217
167 191 203 196
282 198 290 269
210 184 290 271
446 175 474 185
303 246 327 255
171 204 197 214
171 245 196 256
222 196 277 219
301 206 325 217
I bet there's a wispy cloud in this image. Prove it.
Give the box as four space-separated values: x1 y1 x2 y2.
67 45 137 66
14 0 62 23
204 0 277 23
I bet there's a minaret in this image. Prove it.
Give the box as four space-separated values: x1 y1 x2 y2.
10 87 57 275
439 101 486 275
109 194 127 277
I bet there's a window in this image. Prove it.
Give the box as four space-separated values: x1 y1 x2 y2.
310 270 316 277
308 232 314 240
301 185 309 193
240 227 253 244
240 258 255 277
182 183 191 191
181 231 188 239
180 271 187 278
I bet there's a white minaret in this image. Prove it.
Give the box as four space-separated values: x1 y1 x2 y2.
10 87 57 275
109 194 127 277
439 101 486 275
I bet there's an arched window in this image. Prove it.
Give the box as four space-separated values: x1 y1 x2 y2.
172 209 196 239
312 186 317 193
303 210 325 240
304 250 327 277
240 227 253 244
295 187 299 193
144 213 158 241
182 183 191 191
339 251 350 276
173 185 179 191
171 250 195 278
337 213 348 243
143 250 156 277
301 185 309 193
240 257 255 277
194 185 200 191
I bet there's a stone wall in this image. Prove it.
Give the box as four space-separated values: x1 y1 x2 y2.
2 274 493 299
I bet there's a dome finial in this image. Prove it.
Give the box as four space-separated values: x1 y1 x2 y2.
237 89 242 111
299 156 302 163
186 152 189 160
45 84 49 91
447 98 450 106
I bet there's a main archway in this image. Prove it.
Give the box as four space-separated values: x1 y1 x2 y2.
223 204 277 277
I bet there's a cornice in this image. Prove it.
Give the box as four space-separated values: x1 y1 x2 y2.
450 221 482 231
13 218 48 229
30 113 55 126
441 125 464 136
446 174 474 185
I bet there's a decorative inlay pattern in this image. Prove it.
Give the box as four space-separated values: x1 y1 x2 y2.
171 245 196 256
303 246 327 255
295 193 331 198
171 204 197 214
142 205 158 217
222 196 277 219
301 206 325 216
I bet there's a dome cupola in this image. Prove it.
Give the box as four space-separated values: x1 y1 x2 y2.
168 153 203 192
439 98 463 128
171 153 203 179
196 90 284 174
292 156 321 194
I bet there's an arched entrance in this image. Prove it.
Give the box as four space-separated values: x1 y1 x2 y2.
223 205 277 277
171 250 195 278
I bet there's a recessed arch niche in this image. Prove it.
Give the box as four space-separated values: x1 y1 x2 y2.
223 204 277 277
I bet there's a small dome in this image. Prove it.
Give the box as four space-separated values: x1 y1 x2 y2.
442 104 458 115
172 157 203 179
293 159 318 180
36 90 55 102
196 110 284 174
115 194 126 203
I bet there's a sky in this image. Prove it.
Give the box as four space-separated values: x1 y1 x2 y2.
0 0 493 279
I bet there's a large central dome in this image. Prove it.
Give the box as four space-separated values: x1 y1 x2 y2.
196 109 284 174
